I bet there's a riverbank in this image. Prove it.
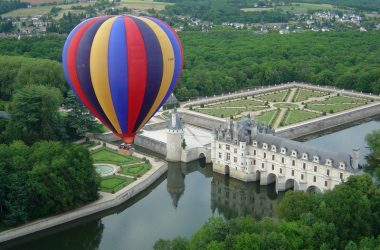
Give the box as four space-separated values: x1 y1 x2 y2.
0 152 168 244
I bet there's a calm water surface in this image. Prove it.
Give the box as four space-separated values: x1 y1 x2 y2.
3 117 380 250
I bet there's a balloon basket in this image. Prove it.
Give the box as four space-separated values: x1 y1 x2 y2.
118 143 134 155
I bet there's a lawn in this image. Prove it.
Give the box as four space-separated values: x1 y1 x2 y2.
273 103 298 110
240 7 274 12
91 147 142 165
208 98 264 108
195 108 243 118
120 162 151 177
99 176 134 193
121 0 173 10
283 110 320 126
317 96 367 104
295 88 330 102
257 91 288 102
307 104 361 113
256 110 277 125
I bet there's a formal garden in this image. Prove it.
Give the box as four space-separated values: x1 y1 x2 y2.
90 147 152 193
191 87 374 128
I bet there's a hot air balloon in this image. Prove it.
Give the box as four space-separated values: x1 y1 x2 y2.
62 15 183 144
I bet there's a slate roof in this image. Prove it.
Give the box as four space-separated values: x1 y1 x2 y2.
168 108 182 130
253 133 355 172
0 111 10 120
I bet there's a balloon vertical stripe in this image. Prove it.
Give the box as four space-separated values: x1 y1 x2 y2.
108 16 129 134
123 16 147 140
135 17 175 131
131 17 164 132
62 15 183 143
90 16 122 134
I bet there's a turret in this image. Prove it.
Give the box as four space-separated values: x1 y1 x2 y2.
166 108 184 162
352 147 360 169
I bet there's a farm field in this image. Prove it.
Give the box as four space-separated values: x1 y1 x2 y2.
276 2 335 14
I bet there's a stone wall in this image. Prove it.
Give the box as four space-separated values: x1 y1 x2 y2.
179 111 225 130
143 121 168 131
276 103 380 139
134 134 167 155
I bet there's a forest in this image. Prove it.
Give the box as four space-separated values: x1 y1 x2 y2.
154 132 380 250
0 31 379 102
0 0 27 15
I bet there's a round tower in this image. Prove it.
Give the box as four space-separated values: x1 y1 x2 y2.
166 108 184 162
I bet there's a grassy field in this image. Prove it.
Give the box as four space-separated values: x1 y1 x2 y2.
307 104 361 113
276 3 334 14
91 147 142 165
120 162 151 177
257 91 288 102
273 103 298 110
317 96 367 104
208 98 264 108
295 88 330 102
121 0 173 10
284 110 320 125
80 141 96 149
99 176 134 193
195 108 243 118
256 110 277 125
240 7 274 12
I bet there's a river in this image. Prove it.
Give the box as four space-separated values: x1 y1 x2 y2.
3 117 380 250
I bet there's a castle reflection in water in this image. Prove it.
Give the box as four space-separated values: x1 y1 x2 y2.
166 160 283 220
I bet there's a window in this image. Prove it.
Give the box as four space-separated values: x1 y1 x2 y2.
226 153 230 161
325 181 328 187
340 173 343 180
302 163 306 170
326 159 332 166
253 160 256 165
253 141 257 147
262 163 264 169
218 153 222 159
327 169 330 176
264 153 266 159
218 144 221 149
292 160 295 166
280 168 283 174
254 150 256 156
272 155 275 161
226 145 230 150
263 143 268 150
282 157 284 164
302 153 308 160
292 170 294 176
272 164 274 170
292 151 297 157
313 156 319 163
339 163 345 169
271 145 276 152
313 176 316 182
301 174 304 180
281 148 286 154
234 157 237 163
314 166 317 172
234 149 237 153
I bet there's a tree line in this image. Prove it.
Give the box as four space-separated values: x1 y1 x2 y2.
0 141 99 226
0 0 27 15
154 132 380 249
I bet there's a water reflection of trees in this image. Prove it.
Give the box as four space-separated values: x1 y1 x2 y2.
211 173 282 220
5 220 104 250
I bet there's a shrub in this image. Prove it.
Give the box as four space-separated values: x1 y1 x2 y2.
329 109 334 114
200 104 204 108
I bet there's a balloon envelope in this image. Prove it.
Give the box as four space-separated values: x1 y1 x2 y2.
62 15 183 143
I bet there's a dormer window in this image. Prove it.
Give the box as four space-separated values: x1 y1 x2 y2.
263 143 268 150
326 159 332 166
302 153 308 160
281 147 286 154
313 156 319 163
339 163 345 169
271 145 276 152
252 141 257 147
291 150 297 157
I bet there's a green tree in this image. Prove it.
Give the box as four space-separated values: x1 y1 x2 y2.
7 85 63 145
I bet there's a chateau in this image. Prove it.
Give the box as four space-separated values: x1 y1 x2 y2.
211 117 360 193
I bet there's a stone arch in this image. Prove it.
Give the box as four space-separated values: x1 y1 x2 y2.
284 179 299 191
225 165 230 175
199 153 206 168
267 173 277 185
306 185 321 193
255 170 261 182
